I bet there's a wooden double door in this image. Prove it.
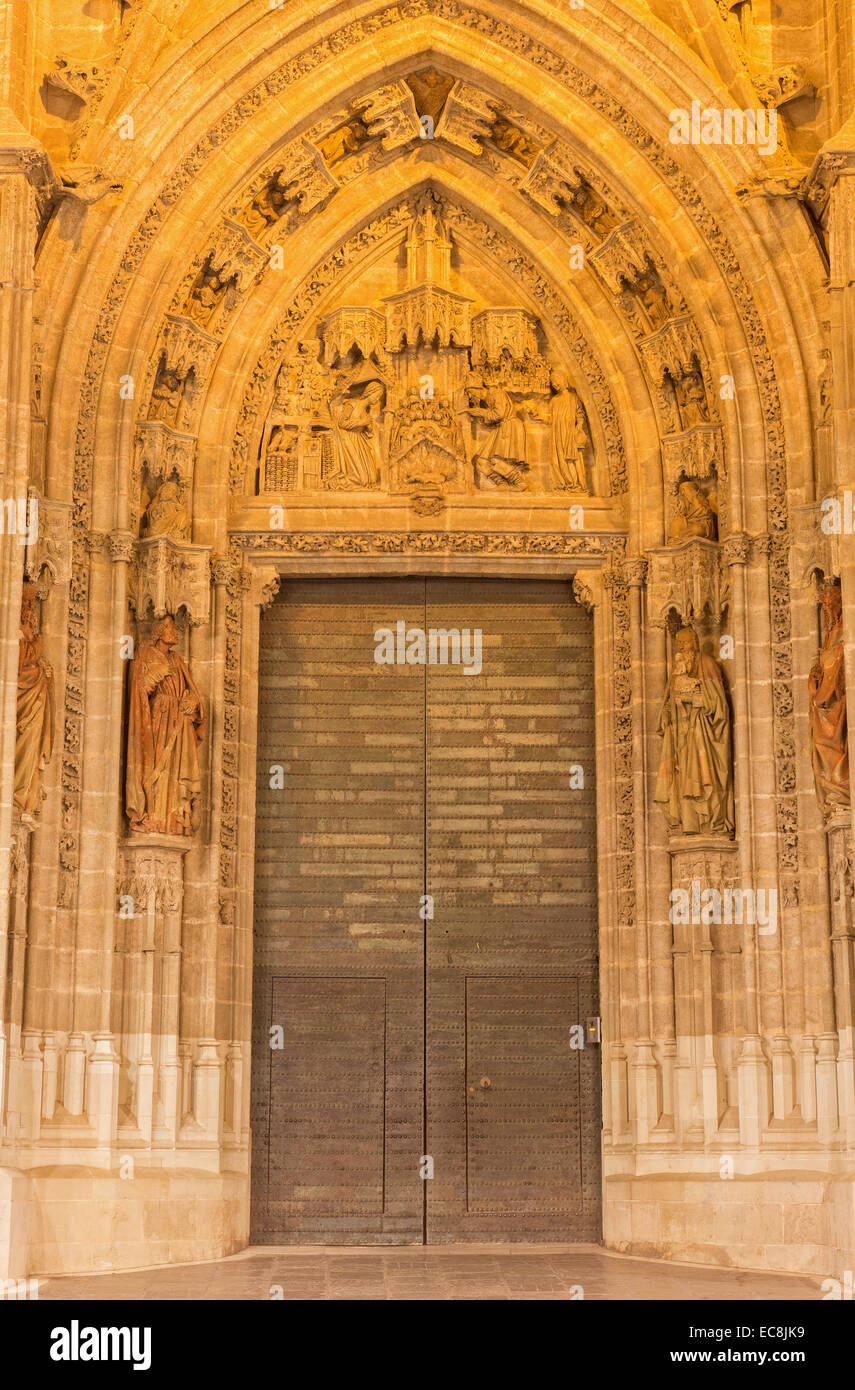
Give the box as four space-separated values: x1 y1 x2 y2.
251 578 601 1244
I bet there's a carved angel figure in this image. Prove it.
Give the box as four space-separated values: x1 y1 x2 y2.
126 616 205 836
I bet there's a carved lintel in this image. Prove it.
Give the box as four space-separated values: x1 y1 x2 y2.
128 537 212 626
647 538 723 627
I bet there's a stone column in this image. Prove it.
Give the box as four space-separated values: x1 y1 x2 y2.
0 139 46 1134
117 837 188 1147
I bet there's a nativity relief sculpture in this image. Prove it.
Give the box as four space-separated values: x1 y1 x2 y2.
248 200 597 508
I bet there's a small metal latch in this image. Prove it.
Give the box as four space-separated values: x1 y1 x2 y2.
586 1016 601 1045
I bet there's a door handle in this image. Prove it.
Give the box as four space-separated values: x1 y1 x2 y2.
479 1076 491 1090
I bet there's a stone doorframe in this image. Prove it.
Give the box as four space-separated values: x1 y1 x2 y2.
225 531 642 1191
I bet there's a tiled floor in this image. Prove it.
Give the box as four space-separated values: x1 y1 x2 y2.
38 1245 823 1301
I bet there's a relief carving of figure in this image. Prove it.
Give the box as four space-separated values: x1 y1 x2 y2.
326 381 385 489
126 615 205 836
467 385 528 488
149 359 194 428
668 479 717 542
141 478 189 539
674 364 710 428
14 583 54 821
548 368 589 493
242 174 291 239
654 625 734 837
186 259 236 332
808 582 850 814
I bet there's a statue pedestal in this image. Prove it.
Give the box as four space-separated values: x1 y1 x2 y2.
117 834 190 1145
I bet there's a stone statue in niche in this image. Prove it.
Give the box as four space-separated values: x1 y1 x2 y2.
14 583 54 822
325 381 385 489
126 615 205 837
466 384 528 488
808 581 850 814
149 358 194 428
140 477 190 539
654 625 735 837
565 172 621 239
548 368 589 493
673 362 710 428
186 256 237 332
618 258 673 331
242 173 291 239
668 478 717 542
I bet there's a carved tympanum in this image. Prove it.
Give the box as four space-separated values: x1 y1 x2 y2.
14 583 54 821
654 625 734 837
809 581 850 814
126 616 205 836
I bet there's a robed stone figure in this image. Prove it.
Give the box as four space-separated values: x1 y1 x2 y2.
808 582 850 814
126 615 205 836
549 368 589 493
14 583 54 820
654 625 734 837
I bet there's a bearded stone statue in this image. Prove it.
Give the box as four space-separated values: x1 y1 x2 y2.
808 581 850 814
125 615 205 836
654 625 734 837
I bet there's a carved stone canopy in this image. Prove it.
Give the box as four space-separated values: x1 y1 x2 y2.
647 538 725 627
127 537 212 627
